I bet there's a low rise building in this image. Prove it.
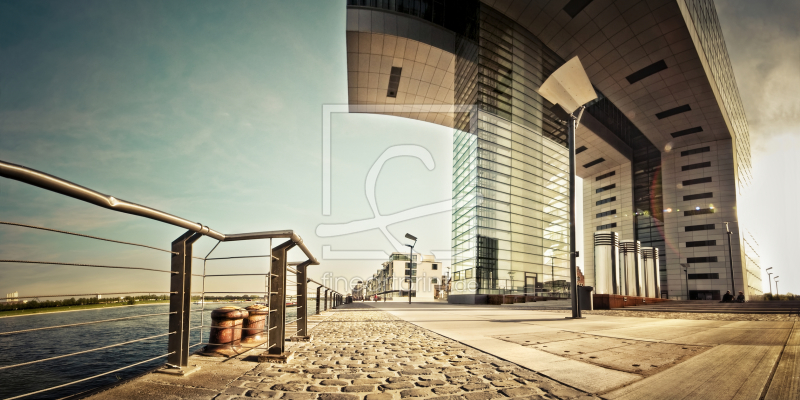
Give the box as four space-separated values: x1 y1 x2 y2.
364 252 444 301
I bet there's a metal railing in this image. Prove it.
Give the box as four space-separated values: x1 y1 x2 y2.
0 159 342 399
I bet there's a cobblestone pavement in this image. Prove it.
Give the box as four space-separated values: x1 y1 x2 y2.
217 304 596 400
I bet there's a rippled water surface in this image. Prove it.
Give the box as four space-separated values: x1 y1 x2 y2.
0 302 312 399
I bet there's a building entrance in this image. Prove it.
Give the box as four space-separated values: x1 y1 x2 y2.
689 290 720 300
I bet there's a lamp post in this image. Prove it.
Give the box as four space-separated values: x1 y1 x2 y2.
724 222 735 294
508 270 516 294
681 263 690 300
404 233 417 304
765 267 773 296
774 276 779 297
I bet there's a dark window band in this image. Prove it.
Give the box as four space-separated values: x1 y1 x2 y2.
596 196 616 206
596 171 615 181
626 60 668 84
596 184 615 193
687 256 718 263
686 240 716 247
685 224 715 232
681 147 710 156
684 208 715 216
683 177 712 186
683 161 711 171
684 192 713 201
656 104 692 119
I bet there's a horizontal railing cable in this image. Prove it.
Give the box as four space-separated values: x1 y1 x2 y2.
9 291 174 300
0 259 175 274
205 255 275 261
0 221 178 254
0 332 174 371
5 352 175 400
0 311 175 336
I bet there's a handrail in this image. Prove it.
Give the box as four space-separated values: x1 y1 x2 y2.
0 159 319 265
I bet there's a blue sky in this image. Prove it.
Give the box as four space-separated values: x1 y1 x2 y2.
1 0 798 298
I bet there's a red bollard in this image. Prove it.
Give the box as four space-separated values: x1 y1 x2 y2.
242 304 269 344
201 306 248 357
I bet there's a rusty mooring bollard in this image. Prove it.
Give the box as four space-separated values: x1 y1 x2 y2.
201 306 248 357
242 304 268 344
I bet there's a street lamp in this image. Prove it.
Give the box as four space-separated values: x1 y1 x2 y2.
681 263 691 300
537 56 597 319
765 267 773 295
724 222 736 294
774 276 779 297
404 233 417 304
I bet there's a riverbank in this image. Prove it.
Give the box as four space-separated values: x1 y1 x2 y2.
0 300 170 318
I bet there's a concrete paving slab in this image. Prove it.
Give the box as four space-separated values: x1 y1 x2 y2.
765 323 799 400
603 344 781 399
89 381 220 400
140 357 257 390
491 331 594 345
720 321 795 329
585 324 712 341
665 328 791 346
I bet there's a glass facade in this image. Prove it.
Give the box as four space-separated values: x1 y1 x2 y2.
348 0 666 298
448 4 575 296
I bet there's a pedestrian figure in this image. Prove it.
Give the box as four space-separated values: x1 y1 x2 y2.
721 290 734 302
736 291 745 303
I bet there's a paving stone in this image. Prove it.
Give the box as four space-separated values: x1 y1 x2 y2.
338 373 364 379
365 394 394 400
431 386 463 395
399 389 431 398
354 379 385 385
462 392 504 400
246 390 279 398
501 386 547 397
320 380 350 386
308 386 341 393
317 392 360 400
281 393 316 400
342 385 377 393
272 383 307 391
369 372 397 378
386 377 416 383
415 380 446 387
382 382 417 390
461 384 491 392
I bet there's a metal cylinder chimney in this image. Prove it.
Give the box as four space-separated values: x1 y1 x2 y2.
642 247 659 298
593 231 620 295
620 240 642 296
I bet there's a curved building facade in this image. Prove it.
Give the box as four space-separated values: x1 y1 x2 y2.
344 0 762 301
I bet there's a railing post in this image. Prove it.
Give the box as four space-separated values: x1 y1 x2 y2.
316 285 322 314
324 289 329 311
262 239 295 360
292 260 312 340
168 230 202 368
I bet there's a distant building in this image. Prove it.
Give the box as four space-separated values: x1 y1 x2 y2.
4 291 19 303
364 252 444 301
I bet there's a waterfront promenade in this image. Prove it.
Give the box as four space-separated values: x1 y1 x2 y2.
89 302 797 400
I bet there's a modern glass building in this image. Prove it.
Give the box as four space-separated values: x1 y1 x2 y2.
344 0 762 302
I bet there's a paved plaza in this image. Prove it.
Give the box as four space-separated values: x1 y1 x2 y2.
90 302 798 400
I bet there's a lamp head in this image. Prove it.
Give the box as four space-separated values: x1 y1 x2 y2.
537 56 597 117
766 267 773 271
405 233 417 241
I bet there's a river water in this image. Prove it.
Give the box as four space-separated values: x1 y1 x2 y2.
0 302 314 399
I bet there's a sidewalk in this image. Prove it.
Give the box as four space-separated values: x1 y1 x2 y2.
89 304 594 400
370 301 798 399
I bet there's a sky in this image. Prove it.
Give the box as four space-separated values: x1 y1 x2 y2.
0 0 797 299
